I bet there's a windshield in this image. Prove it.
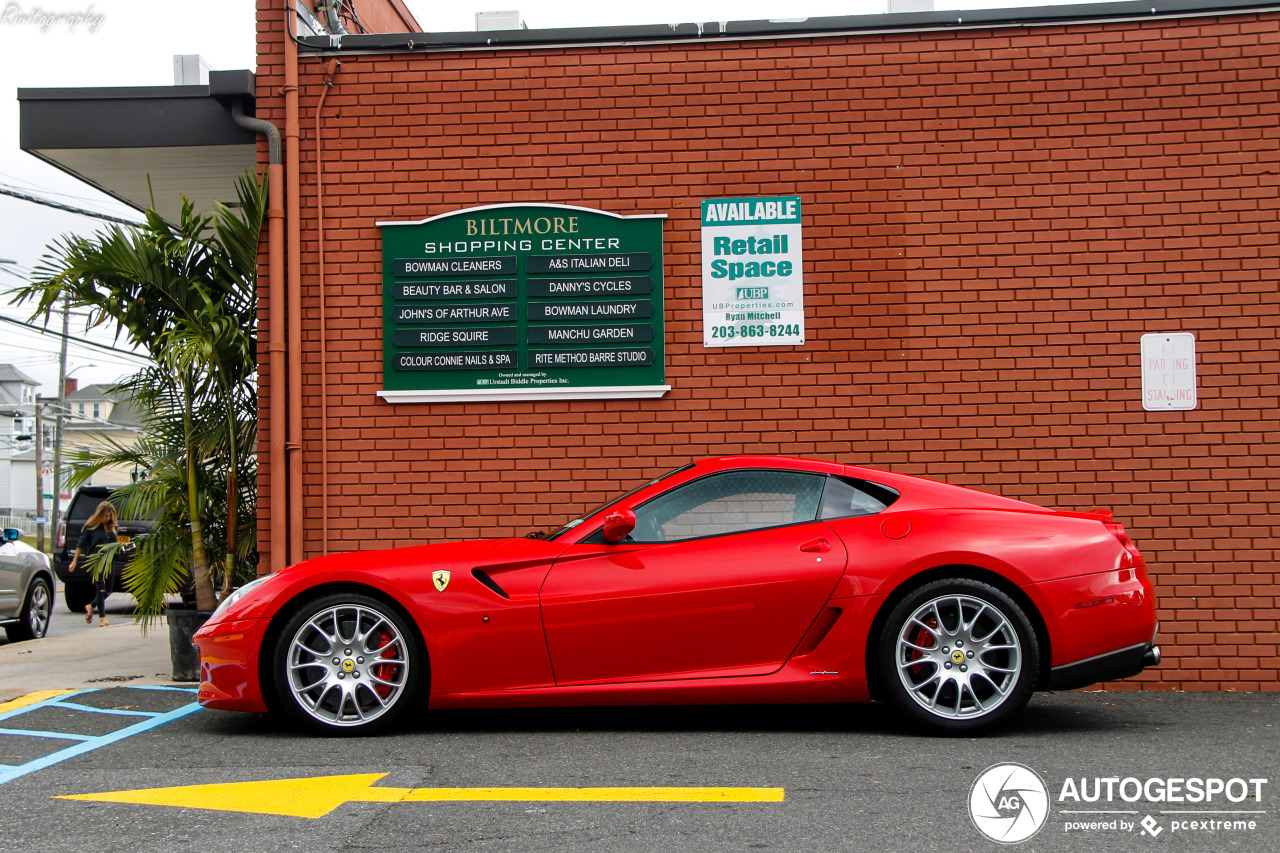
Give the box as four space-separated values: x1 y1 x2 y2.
532 463 695 541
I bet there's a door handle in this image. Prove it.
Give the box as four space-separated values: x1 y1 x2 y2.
800 537 831 553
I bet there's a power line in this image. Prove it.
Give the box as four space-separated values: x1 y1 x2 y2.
0 315 150 361
0 173 128 208
0 311 148 365
0 324 145 370
0 185 144 227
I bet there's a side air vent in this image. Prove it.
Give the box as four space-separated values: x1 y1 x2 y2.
471 568 510 599
793 607 842 656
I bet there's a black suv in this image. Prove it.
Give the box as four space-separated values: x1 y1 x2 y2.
53 484 154 612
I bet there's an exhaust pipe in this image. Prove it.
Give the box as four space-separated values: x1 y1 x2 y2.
1142 645 1161 667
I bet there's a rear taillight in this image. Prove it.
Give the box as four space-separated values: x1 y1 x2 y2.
56 522 66 549
1105 521 1144 570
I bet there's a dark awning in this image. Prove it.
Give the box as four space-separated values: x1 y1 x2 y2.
18 69 259 223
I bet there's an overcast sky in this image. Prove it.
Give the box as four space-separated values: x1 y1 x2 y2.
0 0 1085 397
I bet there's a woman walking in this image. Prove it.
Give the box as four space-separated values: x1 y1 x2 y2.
68 500 119 627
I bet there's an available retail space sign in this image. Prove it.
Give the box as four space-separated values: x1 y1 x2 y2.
700 196 804 347
377 204 668 403
1140 332 1197 411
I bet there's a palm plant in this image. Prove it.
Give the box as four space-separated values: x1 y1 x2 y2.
68 368 258 621
11 171 265 615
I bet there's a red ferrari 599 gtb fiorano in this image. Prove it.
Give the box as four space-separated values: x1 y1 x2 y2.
194 456 1159 734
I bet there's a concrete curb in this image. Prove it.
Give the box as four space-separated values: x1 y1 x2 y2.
0 620 187 703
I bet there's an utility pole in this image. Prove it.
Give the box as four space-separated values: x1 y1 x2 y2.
51 298 69 545
34 398 45 553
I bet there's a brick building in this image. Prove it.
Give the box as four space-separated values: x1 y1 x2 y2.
20 0 1280 690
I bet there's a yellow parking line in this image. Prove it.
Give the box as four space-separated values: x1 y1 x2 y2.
57 774 786 818
390 786 786 803
0 690 78 714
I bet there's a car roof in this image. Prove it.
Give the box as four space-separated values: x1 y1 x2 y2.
695 455 847 476
694 455 1043 512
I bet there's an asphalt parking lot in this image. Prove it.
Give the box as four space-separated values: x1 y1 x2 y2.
0 687 1274 853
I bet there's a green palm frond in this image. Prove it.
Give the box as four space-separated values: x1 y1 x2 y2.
11 169 266 621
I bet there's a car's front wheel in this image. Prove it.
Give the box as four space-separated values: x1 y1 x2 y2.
6 577 52 642
878 579 1040 734
272 593 421 734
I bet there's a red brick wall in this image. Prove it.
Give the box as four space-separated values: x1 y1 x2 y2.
253 8 1280 690
350 0 419 34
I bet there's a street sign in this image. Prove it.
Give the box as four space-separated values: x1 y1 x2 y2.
1141 332 1197 411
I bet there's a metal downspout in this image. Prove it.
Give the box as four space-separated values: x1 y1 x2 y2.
285 5 304 566
228 101 286 575
314 59 339 556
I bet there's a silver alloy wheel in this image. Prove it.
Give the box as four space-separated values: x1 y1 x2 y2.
285 603 411 727
894 593 1022 719
27 580 51 638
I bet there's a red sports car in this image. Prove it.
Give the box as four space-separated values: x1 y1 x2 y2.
193 455 1159 734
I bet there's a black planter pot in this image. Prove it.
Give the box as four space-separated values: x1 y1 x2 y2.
166 606 213 682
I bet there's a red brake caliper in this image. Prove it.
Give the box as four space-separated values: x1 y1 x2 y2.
372 630 398 698
906 616 938 679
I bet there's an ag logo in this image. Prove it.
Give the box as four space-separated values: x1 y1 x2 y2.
969 763 1050 844
432 570 450 592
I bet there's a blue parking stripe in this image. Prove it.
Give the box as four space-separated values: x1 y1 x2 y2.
0 688 201 786
48 701 160 718
0 728 94 741
0 689 93 724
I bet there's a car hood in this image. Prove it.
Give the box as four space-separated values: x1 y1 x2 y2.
0 539 49 564
277 536 567 579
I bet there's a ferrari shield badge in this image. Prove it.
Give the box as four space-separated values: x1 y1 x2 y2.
432 570 451 592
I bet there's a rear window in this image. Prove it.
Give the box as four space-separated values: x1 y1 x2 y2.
818 476 899 519
69 494 108 522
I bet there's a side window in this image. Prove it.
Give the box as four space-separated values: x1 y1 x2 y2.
818 476 899 520
631 470 825 542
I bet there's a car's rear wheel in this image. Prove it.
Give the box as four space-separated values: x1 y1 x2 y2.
878 579 1039 734
64 581 94 614
272 593 421 734
6 577 52 642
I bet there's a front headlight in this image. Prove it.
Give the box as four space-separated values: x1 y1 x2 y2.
210 575 272 621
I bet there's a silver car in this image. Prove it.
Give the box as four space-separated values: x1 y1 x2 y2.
0 528 54 642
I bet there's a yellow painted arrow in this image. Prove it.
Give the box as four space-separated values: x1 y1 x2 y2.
56 774 785 819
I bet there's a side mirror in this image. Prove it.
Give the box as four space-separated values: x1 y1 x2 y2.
3 528 21 542
601 507 636 545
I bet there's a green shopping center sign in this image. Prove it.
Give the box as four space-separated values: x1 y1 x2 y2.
378 204 669 403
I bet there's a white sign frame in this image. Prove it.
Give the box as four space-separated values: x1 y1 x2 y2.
1141 332 1197 411
701 196 804 347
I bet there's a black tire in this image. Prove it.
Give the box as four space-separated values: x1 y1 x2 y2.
64 582 95 613
6 577 53 642
877 578 1040 734
272 592 422 735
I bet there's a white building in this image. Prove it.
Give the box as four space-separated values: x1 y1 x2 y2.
0 365 41 518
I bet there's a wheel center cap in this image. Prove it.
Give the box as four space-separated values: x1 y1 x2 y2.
342 659 355 672
951 650 965 664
